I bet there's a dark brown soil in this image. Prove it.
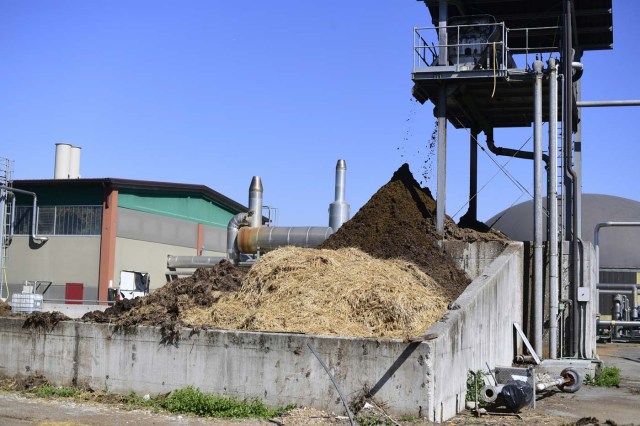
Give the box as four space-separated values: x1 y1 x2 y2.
22 311 71 332
81 260 246 329
319 163 505 298
0 300 13 317
0 374 49 391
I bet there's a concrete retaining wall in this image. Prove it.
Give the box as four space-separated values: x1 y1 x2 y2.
0 241 523 422
426 242 523 421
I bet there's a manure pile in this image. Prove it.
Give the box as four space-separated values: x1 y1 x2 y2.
78 163 504 339
182 247 450 338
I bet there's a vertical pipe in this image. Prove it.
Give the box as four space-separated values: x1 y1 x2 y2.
437 86 447 234
533 58 544 356
248 176 263 228
548 58 559 359
469 129 478 222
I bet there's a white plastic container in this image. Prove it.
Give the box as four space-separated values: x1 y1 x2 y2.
10 293 43 314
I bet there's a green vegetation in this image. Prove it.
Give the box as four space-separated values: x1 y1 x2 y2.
0 377 293 420
355 415 396 426
34 384 80 398
585 366 621 387
466 370 488 403
158 386 291 419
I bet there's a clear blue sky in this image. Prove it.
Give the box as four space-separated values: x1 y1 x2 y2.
1 1 638 227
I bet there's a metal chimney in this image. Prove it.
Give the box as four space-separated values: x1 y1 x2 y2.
248 176 263 228
329 159 350 231
69 146 81 179
54 143 72 179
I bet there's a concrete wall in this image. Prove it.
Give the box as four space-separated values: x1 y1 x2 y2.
0 241 523 422
5 236 101 302
426 241 523 421
0 318 432 416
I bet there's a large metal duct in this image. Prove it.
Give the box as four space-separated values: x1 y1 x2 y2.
237 226 333 254
227 212 248 263
329 159 350 231
167 255 226 269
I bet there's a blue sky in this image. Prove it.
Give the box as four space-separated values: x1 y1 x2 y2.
1 1 638 227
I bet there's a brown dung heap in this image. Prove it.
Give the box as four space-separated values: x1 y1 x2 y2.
320 163 475 298
81 260 245 328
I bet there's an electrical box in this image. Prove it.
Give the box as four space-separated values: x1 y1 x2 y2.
577 287 590 302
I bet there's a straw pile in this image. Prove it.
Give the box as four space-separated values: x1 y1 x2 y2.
181 246 450 339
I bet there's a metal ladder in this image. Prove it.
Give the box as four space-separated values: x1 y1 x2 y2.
0 157 12 300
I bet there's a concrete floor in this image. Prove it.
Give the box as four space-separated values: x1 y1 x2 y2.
534 342 640 425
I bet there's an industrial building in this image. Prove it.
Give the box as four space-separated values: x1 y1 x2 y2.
488 194 640 318
1 144 246 304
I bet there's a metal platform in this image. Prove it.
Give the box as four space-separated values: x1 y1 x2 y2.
412 67 558 129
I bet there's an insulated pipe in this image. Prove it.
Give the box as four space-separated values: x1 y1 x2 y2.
237 226 333 254
533 58 544 357
0 186 48 243
597 320 640 329
248 176 263 228
227 212 247 264
548 58 560 359
167 256 226 269
329 159 350 231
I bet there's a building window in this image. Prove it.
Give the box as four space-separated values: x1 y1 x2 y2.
13 205 102 236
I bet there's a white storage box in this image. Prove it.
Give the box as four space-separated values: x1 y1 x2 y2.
10 293 43 314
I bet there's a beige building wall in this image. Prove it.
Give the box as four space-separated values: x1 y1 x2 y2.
5 236 101 302
114 237 225 291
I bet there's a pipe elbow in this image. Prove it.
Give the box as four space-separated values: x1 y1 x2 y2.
572 62 584 81
227 212 248 264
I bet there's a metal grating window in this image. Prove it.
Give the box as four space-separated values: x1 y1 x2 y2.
13 205 102 236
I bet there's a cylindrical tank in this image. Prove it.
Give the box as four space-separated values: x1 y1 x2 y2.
237 226 333 254
69 146 81 179
329 159 350 231
248 176 263 228
54 143 72 179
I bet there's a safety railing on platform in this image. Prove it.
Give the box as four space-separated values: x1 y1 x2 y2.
414 22 562 73
413 21 508 72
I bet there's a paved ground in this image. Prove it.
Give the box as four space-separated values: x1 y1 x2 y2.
0 343 638 425
534 342 640 425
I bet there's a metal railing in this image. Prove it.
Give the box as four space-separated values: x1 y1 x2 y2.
506 26 562 70
413 22 507 71
414 23 562 73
